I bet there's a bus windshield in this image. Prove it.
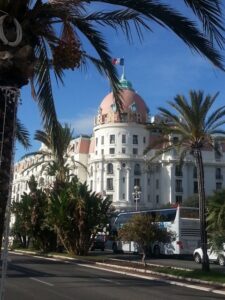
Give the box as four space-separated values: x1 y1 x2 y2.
114 208 177 230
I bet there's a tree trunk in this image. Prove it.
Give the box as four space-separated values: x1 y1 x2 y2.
195 149 209 272
0 87 19 251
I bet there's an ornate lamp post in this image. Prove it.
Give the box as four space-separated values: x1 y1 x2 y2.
132 185 141 211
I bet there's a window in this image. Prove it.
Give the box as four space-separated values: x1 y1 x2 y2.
122 177 125 183
95 150 98 155
156 179 159 189
109 148 115 154
122 162 126 168
107 178 113 190
96 138 98 146
107 163 114 174
156 195 159 204
90 166 93 176
134 163 141 175
122 134 126 144
173 136 179 145
133 135 138 144
101 136 104 145
216 168 223 180
134 178 140 187
216 182 222 190
133 148 138 155
194 181 198 194
101 149 104 155
176 195 182 204
143 137 146 144
193 166 197 178
175 180 183 192
148 178 150 185
175 165 182 177
122 147 126 154
90 180 93 191
110 134 115 144
122 193 125 199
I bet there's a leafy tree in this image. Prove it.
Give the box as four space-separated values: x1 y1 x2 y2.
0 0 224 253
11 193 32 248
49 177 112 255
182 195 199 208
119 214 174 266
207 189 225 250
12 175 56 251
146 90 225 271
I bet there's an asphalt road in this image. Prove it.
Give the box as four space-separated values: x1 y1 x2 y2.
3 253 225 300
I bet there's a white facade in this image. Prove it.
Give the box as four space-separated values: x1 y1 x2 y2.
12 76 225 211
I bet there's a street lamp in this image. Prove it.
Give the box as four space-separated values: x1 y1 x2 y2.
132 185 141 211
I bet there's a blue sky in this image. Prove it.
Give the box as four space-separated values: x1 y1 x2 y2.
15 1 225 161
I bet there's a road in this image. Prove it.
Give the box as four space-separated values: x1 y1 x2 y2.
3 253 225 300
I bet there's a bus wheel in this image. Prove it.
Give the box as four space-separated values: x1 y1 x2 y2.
218 255 225 266
153 245 160 257
194 253 201 264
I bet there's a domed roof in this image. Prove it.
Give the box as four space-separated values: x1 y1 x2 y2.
99 75 149 117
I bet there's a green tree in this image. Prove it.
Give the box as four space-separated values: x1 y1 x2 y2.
207 189 225 250
11 192 32 248
12 175 56 251
49 177 112 255
146 91 225 271
119 214 174 266
0 0 224 253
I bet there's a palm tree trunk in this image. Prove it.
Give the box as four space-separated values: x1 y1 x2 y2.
0 87 19 251
195 149 209 272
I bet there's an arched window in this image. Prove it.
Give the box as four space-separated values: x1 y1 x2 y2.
107 163 113 174
134 163 141 175
90 166 93 176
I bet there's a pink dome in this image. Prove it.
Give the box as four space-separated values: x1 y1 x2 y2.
100 89 149 116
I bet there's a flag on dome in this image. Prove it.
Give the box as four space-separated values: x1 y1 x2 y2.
112 58 124 65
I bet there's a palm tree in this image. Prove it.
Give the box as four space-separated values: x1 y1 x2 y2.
23 122 87 186
146 91 225 271
0 0 224 253
207 189 225 249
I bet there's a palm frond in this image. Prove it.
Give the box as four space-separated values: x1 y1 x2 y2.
33 37 58 130
16 119 31 149
184 0 225 47
72 18 123 111
91 0 224 70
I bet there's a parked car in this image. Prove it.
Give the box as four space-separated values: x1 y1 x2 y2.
90 235 105 251
193 245 225 266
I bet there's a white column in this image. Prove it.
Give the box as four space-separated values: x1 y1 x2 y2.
126 167 131 203
116 165 121 201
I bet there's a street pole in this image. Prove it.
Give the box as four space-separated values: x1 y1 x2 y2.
132 186 141 212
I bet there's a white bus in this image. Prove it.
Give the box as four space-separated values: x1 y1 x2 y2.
111 206 200 256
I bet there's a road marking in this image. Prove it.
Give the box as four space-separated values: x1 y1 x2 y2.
30 277 54 286
99 278 121 285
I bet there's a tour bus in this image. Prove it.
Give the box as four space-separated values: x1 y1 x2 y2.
111 206 200 256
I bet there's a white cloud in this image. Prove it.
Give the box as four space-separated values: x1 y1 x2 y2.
62 111 96 136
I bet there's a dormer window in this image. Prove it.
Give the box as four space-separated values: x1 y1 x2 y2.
130 102 137 112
